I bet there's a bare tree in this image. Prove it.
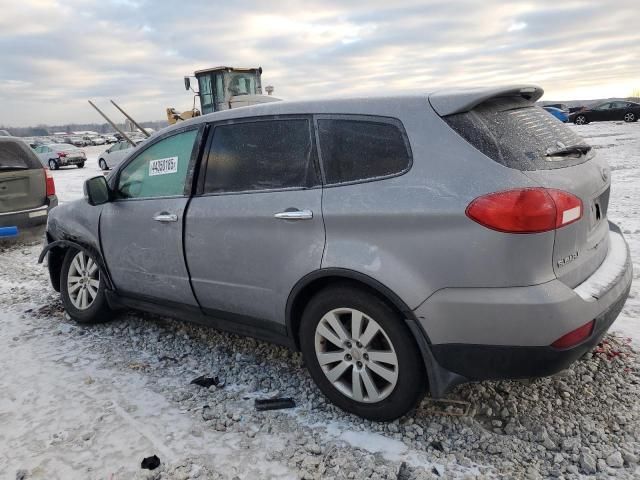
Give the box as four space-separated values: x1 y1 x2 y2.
630 88 640 103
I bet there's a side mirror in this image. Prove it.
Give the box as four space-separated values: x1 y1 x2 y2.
184 76 191 91
84 176 111 206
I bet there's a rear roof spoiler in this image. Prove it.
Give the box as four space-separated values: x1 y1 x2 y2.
428 84 544 116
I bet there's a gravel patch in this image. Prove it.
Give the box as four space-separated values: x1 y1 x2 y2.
1 243 639 479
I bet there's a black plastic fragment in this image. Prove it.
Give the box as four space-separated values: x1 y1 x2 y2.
430 440 444 452
190 375 219 388
141 455 161 470
254 397 296 411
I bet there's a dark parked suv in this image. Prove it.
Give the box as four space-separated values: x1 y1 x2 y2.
40 85 632 420
1 137 57 242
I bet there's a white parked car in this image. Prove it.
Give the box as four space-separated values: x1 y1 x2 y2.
98 139 143 170
84 135 106 146
33 143 87 170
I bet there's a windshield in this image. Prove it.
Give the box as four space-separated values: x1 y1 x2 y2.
228 72 258 96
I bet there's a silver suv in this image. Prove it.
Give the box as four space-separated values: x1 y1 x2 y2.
40 85 632 420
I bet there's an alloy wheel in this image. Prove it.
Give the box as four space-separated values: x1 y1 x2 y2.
314 308 399 403
575 116 586 125
66 251 100 310
624 113 635 122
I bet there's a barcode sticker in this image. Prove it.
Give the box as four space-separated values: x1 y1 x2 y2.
149 156 178 176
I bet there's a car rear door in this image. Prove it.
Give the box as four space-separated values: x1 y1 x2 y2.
100 127 202 305
185 117 324 329
0 140 46 216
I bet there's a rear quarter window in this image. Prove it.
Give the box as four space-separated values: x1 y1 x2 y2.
444 97 592 170
317 118 411 184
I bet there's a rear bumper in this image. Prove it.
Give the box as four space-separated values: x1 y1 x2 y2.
0 195 58 242
59 157 85 166
415 222 632 382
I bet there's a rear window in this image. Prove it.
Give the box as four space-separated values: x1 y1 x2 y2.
444 97 592 170
317 118 411 184
0 140 41 170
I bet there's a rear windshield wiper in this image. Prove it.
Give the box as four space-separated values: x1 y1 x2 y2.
545 144 592 157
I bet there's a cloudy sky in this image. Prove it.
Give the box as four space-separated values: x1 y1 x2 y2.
1 0 638 126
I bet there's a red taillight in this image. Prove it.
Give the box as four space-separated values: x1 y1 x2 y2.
57 152 67 158
466 188 582 233
551 320 594 349
45 170 56 196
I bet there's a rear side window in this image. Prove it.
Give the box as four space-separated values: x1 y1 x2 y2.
444 97 591 170
203 119 318 194
0 140 41 170
317 118 411 184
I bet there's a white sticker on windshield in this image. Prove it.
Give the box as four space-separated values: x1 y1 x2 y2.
149 156 178 176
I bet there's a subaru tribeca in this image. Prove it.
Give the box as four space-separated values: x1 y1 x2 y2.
40 85 632 420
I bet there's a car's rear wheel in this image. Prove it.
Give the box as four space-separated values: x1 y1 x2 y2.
574 115 587 125
99 158 108 170
300 285 426 421
624 112 636 123
60 248 112 324
48 159 59 170
77 162 85 168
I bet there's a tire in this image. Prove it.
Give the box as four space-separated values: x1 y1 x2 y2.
77 162 85 168
48 159 59 170
99 158 108 170
60 248 112 324
624 112 636 123
574 115 587 125
299 285 426 421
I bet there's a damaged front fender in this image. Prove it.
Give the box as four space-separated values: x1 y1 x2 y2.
39 239 114 291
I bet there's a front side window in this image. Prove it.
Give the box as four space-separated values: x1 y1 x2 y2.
117 129 197 199
317 118 411 184
203 119 317 194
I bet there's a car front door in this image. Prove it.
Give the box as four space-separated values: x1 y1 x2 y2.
591 103 610 121
185 117 325 331
100 127 202 305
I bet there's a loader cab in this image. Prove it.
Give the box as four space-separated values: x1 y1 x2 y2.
192 66 263 114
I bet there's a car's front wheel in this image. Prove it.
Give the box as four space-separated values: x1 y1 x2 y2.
624 112 636 123
60 248 112 324
300 285 426 421
77 162 85 168
48 159 59 170
99 158 108 170
574 115 587 125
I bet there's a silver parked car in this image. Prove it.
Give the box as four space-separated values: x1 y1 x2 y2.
33 143 87 170
98 140 143 170
40 86 632 420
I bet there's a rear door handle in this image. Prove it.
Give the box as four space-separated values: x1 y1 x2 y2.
153 212 178 222
274 209 313 220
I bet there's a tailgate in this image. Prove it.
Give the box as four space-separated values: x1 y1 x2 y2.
0 140 47 214
0 169 46 214
436 87 612 288
523 156 611 288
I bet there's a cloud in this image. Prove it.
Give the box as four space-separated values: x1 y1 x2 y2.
0 0 639 126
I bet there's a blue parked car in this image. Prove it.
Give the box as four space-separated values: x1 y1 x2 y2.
543 106 569 123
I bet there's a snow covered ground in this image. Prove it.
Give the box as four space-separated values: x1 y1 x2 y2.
0 123 638 479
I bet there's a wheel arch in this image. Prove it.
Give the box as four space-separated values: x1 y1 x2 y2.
285 268 469 398
286 268 416 349
39 238 114 291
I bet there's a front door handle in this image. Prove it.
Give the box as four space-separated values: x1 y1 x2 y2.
153 212 178 223
274 209 313 220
